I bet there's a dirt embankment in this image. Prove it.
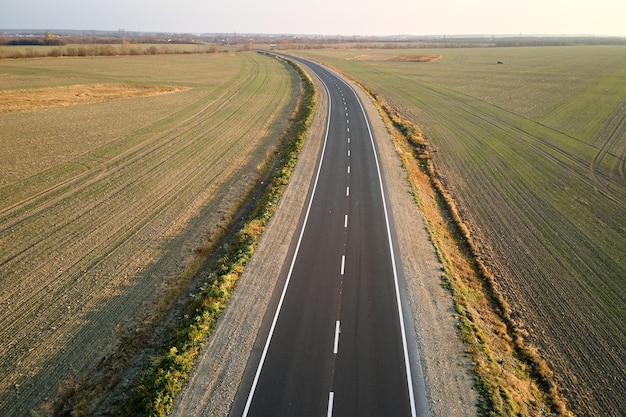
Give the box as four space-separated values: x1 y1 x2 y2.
170 63 476 417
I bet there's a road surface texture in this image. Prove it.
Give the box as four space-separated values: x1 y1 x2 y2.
170 54 476 417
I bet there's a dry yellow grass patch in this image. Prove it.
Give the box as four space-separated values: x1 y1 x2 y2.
347 54 389 61
390 54 442 62
0 84 188 113
348 54 441 63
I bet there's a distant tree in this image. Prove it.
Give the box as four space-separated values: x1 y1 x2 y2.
243 41 254 52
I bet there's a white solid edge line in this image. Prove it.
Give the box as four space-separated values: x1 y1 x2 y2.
344 76 419 417
241 64 333 417
327 392 335 417
334 321 341 354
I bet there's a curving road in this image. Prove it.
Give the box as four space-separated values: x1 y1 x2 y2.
229 54 428 417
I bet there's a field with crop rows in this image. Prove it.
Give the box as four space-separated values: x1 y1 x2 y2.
0 52 297 415
296 46 626 416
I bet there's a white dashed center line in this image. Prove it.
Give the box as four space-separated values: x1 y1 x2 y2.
327 392 335 417
334 321 341 354
341 255 346 275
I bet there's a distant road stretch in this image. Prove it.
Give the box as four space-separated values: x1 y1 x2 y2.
229 53 429 417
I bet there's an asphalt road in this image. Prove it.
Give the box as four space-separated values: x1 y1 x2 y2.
229 54 426 417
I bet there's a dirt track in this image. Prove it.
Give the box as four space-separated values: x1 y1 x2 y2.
170 63 476 417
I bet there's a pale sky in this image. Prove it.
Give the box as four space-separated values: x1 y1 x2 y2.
2 0 625 37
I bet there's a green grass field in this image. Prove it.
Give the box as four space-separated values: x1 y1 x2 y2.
0 52 297 416
295 45 626 416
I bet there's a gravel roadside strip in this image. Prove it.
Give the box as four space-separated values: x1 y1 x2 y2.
170 61 476 417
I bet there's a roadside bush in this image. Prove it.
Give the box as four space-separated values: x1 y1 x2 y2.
96 45 114 56
48 48 63 57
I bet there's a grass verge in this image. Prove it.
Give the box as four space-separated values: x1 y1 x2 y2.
364 88 573 416
108 56 316 417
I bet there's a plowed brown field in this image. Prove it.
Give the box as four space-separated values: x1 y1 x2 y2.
296 46 626 416
0 52 297 416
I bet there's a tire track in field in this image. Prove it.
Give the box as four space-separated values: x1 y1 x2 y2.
589 100 626 205
408 78 596 191
617 146 626 182
393 76 595 206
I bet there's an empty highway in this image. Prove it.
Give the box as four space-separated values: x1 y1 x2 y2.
229 54 428 417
